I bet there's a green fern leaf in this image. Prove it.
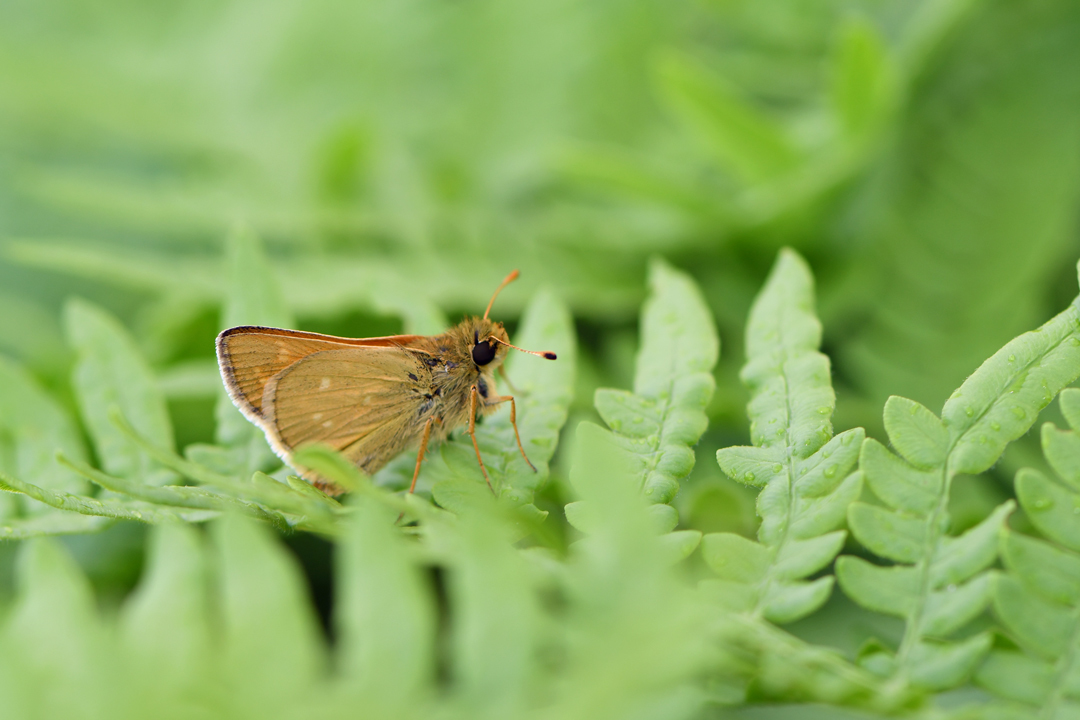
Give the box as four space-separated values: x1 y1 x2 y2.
112 410 339 523
0 538 105 717
568 259 716 558
710 248 862 624
838 274 1080 691
119 523 213 704
336 500 434 712
214 516 328 714
64 298 175 484
977 390 1080 715
0 356 89 522
0 468 185 525
596 258 716 498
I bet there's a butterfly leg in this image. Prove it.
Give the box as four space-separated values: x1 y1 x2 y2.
488 394 537 473
468 385 496 495
408 416 436 494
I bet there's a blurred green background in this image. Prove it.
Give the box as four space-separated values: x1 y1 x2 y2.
0 0 1079 600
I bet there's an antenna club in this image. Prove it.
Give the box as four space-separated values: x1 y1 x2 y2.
488 335 557 361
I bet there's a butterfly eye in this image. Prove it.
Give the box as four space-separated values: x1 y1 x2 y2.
472 341 497 366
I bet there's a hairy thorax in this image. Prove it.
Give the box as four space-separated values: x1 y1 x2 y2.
408 316 510 442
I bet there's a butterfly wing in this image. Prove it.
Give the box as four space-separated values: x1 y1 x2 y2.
260 345 434 476
216 326 425 423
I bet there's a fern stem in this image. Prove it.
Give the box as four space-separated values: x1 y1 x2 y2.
894 468 952 675
750 294 802 619
752 464 795 620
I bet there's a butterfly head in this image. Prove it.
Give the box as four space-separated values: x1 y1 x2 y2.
462 270 558 370
470 319 510 368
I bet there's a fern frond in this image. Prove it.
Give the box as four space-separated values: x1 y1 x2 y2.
710 248 862 624
566 258 717 558
976 388 1080 717
64 298 176 484
0 356 88 498
0 468 191 525
0 441 715 720
837 270 1080 690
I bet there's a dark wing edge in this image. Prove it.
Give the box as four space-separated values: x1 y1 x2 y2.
216 328 268 427
218 325 426 348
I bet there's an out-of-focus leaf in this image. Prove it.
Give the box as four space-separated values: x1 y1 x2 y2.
654 51 798 183
64 299 174 483
120 523 213 709
336 499 434 713
843 1 1080 412
213 515 327 715
829 18 895 138
0 356 87 498
214 226 293 481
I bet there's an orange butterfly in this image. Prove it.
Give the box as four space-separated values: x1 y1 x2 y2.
216 270 555 495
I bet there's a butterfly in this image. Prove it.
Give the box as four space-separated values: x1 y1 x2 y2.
215 270 556 495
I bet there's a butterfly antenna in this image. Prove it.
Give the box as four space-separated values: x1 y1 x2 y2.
484 269 520 320
488 336 556 361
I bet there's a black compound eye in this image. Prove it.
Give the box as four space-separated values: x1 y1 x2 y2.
472 341 496 366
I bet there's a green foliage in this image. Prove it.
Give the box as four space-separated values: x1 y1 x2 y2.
837 269 1080 690
711 249 862 625
977 389 1080 718
0 446 714 719
0 1 1079 718
1 236 1080 716
66 298 175 483
567 258 716 558
0 230 574 535
841 1 1080 410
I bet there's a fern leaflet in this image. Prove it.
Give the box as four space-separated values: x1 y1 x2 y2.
565 258 718 558
837 265 1080 690
976 388 1080 718
710 248 862 624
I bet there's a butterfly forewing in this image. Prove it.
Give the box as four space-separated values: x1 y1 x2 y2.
216 326 424 420
261 346 434 473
